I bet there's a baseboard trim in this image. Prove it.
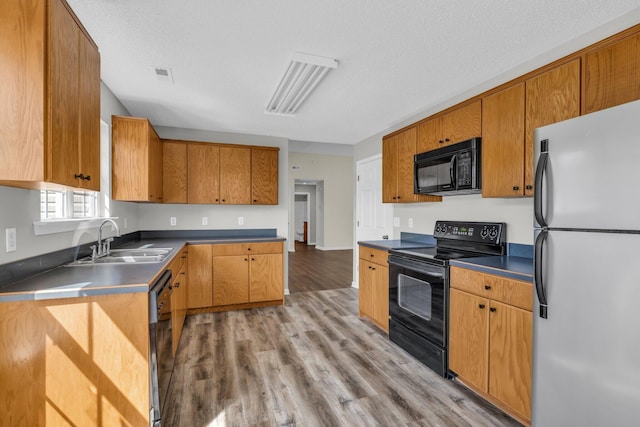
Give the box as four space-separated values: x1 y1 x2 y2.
351 281 358 289
315 245 353 251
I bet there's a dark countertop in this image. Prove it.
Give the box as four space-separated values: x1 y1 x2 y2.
358 240 435 251
0 236 285 302
450 256 533 283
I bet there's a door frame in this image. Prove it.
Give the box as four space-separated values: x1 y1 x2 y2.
294 192 311 244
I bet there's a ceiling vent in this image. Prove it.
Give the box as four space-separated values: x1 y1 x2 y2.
265 52 338 116
152 66 174 84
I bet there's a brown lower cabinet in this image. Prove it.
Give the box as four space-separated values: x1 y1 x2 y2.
449 266 533 425
169 246 189 354
358 245 389 332
0 292 150 426
188 241 285 311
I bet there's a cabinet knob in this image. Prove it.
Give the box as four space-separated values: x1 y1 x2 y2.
513 186 520 191
244 258 248 261
490 307 497 313
439 139 444 144
175 282 180 288
392 196 397 200
478 304 485 309
445 138 450 142
253 199 257 203
180 271 185 275
84 175 91 181
396 196 401 199
251 257 255 261
526 185 533 190
371 267 376 271
484 285 491 290
215 199 219 202
370 254 374 257
74 173 89 180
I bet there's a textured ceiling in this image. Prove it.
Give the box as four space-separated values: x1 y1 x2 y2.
67 0 640 145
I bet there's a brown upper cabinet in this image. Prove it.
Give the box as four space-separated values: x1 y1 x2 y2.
162 140 188 203
251 148 279 205
383 127 441 204
112 116 163 202
482 60 581 198
0 0 100 191
584 32 640 114
417 100 482 153
161 139 279 205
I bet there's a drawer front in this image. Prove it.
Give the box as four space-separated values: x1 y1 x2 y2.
212 241 283 256
450 267 533 311
359 245 388 265
492 278 533 311
450 266 497 297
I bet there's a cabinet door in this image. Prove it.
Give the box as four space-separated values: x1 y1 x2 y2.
249 254 283 302
251 148 278 205
187 245 213 309
417 118 440 153
371 263 389 332
148 126 163 202
525 60 581 196
584 33 640 114
220 146 251 204
439 100 482 146
488 300 532 421
48 0 80 187
187 144 220 204
213 255 249 305
381 136 398 203
396 127 418 202
482 83 525 197
162 141 187 203
358 259 374 318
77 33 100 191
111 116 151 201
449 288 489 392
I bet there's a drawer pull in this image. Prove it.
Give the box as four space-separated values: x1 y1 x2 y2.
484 285 491 290
490 307 497 313
478 304 485 309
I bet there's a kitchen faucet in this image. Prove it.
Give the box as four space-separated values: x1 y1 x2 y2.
92 219 121 260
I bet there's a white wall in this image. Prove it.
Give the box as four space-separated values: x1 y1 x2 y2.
289 152 353 251
0 82 137 264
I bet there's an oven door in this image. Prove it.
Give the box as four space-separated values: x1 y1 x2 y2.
388 255 447 348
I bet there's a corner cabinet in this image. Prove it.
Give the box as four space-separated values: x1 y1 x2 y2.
449 266 533 425
358 245 389 332
112 116 163 202
251 148 279 204
0 0 100 191
382 127 441 204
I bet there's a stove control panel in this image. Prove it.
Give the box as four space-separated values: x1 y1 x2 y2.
433 221 506 244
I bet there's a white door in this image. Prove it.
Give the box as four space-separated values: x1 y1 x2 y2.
356 154 393 242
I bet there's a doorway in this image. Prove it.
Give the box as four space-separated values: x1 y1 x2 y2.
294 192 310 243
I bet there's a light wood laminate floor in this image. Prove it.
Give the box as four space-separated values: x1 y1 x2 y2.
163 288 520 426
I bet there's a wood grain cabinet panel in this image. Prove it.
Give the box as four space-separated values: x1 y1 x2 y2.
525 59 581 196
112 116 163 202
358 245 389 332
249 254 284 302
482 84 526 198
382 127 441 204
0 0 100 190
162 140 187 203
0 292 150 426
584 33 640 114
417 100 482 152
449 288 489 392
187 143 220 204
187 245 213 309
488 300 533 422
251 148 279 205
450 266 532 425
220 146 251 204
213 255 250 305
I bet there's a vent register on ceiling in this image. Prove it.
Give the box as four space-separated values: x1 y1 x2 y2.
266 52 338 116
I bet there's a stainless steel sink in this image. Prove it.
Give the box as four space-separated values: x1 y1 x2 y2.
67 248 172 266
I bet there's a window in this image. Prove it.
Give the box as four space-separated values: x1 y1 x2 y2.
40 190 99 220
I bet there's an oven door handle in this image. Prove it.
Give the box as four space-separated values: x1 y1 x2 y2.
388 255 446 277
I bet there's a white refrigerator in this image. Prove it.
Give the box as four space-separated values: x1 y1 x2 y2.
532 99 640 426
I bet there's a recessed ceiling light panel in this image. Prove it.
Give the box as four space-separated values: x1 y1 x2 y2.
266 52 338 116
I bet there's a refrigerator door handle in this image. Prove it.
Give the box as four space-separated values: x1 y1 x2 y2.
534 139 549 227
534 229 549 319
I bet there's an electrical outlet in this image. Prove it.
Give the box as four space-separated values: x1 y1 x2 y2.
408 218 414 228
238 216 244 225
170 217 177 226
5 228 16 252
393 217 400 227
202 217 208 226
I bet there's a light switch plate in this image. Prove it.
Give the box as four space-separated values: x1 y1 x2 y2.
6 228 16 252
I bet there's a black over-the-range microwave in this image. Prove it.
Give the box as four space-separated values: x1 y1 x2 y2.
414 137 481 196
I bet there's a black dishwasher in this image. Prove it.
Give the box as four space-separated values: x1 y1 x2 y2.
149 270 173 427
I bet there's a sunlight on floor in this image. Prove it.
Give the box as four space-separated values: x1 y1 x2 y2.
207 410 226 426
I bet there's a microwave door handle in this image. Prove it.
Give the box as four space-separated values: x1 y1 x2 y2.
450 155 457 188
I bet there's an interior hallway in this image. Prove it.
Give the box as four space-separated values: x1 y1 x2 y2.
288 242 353 293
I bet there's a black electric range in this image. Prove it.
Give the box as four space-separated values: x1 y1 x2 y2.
387 221 506 377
